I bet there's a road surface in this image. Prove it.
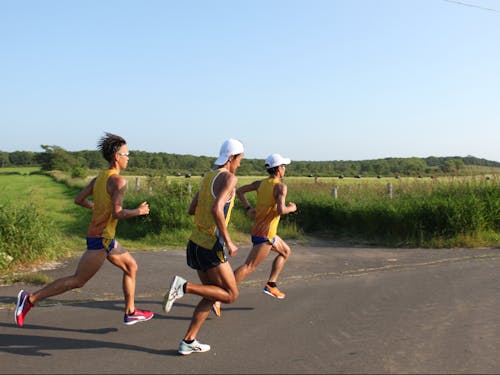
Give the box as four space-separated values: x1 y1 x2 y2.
1 241 500 374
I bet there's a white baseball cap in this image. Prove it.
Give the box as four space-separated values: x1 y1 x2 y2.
214 138 245 166
265 153 291 169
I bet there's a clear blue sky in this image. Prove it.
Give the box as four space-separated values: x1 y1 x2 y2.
1 0 499 162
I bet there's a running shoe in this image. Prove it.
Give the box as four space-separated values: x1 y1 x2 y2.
163 275 186 313
15 290 33 327
212 301 221 318
123 308 154 325
262 283 286 299
178 339 211 355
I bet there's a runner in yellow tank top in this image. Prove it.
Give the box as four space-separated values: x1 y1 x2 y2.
163 138 244 355
234 153 297 299
87 168 119 240
189 168 235 253
15 133 154 327
251 176 282 241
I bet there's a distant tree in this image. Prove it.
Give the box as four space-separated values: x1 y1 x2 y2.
402 158 427 175
360 161 375 175
76 150 105 169
0 152 10 167
372 160 390 176
9 151 35 166
149 154 164 170
4 148 499 176
37 145 75 171
453 158 465 171
127 151 148 169
441 160 456 173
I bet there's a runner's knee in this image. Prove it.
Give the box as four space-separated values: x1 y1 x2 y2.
283 247 291 259
124 258 138 276
280 243 291 259
71 277 88 289
226 289 239 304
244 263 257 274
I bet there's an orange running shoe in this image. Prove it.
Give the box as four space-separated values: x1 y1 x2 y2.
262 284 286 299
212 301 221 317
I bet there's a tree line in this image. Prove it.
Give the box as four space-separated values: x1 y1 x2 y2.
1 146 499 178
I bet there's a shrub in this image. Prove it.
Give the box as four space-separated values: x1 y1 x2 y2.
71 166 88 179
118 178 194 240
0 202 60 270
287 178 500 247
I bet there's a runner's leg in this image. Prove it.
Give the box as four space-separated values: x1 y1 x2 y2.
233 242 272 284
183 262 238 341
107 241 138 314
268 236 291 283
30 249 108 304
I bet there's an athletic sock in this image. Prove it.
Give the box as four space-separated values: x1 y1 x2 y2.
184 339 194 344
182 282 187 293
267 282 277 288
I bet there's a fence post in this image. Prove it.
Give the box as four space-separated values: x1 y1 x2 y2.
331 187 338 199
387 182 393 199
135 177 140 191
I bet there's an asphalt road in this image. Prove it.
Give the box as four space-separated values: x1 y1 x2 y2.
1 241 500 374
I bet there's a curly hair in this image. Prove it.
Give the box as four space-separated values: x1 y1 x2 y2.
97 132 127 162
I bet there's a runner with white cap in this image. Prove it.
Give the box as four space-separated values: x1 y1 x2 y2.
233 152 297 299
163 138 244 355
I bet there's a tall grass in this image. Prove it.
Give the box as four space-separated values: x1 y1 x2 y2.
118 178 196 247
1 171 498 274
288 177 499 247
120 176 304 246
0 172 83 272
0 201 60 269
47 173 500 248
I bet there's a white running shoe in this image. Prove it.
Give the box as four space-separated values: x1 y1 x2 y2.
178 339 211 355
163 275 186 313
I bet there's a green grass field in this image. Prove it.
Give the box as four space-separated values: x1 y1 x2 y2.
0 172 87 233
0 167 498 276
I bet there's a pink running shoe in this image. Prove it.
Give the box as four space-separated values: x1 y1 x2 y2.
123 308 154 325
15 290 33 327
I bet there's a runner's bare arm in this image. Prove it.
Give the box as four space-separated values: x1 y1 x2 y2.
212 172 238 256
74 177 96 209
274 183 297 215
188 192 199 215
109 174 150 219
236 180 260 209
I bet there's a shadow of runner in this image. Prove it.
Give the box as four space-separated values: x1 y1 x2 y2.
0 322 117 334
1 296 174 313
0 333 169 357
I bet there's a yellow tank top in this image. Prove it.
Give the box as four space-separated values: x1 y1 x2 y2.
252 177 281 239
87 169 119 239
189 169 235 249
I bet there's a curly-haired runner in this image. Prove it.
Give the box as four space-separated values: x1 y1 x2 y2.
15 132 154 327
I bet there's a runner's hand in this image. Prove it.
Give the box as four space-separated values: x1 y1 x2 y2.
226 241 238 257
